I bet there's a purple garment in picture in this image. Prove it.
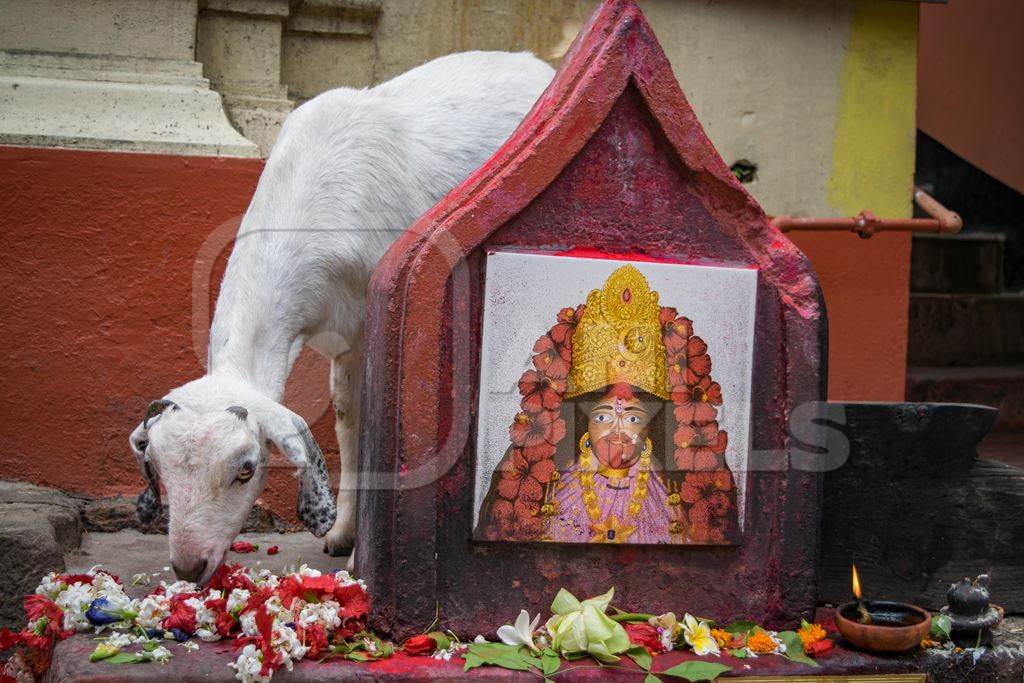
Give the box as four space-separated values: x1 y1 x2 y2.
546 458 672 543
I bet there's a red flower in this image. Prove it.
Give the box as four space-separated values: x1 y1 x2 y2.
683 471 736 543
163 595 198 633
333 582 370 620
662 316 693 359
529 458 555 485
266 545 279 555
59 574 96 586
0 627 19 651
277 574 337 609
681 470 734 505
674 421 719 450
674 423 726 471
519 370 565 413
806 639 834 657
243 586 277 615
624 623 664 654
523 440 556 463
672 378 722 425
23 595 63 625
209 563 256 593
403 633 437 656
497 474 521 500
490 500 514 525
216 611 236 637
509 410 565 449
685 337 712 384
532 335 570 380
231 541 258 553
254 606 281 675
298 623 328 659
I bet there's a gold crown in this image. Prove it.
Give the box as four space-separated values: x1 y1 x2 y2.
566 265 670 400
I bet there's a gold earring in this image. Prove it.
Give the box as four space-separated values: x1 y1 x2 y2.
579 432 592 453
642 437 652 455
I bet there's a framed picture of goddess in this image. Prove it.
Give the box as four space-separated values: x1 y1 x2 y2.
473 251 757 545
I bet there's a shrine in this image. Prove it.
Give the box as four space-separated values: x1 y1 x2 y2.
356 0 826 639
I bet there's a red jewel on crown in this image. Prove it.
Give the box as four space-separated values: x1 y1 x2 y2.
622 288 631 302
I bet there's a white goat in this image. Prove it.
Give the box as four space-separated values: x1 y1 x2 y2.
129 51 554 584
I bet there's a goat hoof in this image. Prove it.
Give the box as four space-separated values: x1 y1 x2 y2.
324 543 353 558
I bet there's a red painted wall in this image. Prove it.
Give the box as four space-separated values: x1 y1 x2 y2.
0 145 908 509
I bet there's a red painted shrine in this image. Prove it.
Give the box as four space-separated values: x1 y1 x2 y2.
356 0 827 639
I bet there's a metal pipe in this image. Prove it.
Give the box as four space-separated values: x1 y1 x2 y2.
771 187 962 239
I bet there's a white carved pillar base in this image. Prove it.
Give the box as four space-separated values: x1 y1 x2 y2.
0 0 259 157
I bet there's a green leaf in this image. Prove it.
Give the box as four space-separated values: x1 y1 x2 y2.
463 642 534 671
625 645 652 671
90 644 120 662
777 631 818 667
428 631 451 652
662 661 732 681
728 648 747 658
104 652 145 664
645 674 663 683
931 614 952 640
347 651 372 662
724 620 757 635
541 649 560 676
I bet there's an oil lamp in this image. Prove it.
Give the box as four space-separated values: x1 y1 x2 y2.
835 564 931 652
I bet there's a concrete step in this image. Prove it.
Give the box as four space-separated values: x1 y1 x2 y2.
911 232 1006 294
908 292 1024 366
906 365 1024 432
63 530 347 586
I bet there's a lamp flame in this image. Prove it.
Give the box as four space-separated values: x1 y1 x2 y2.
852 564 862 600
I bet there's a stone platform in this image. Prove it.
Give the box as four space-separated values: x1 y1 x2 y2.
43 611 1024 682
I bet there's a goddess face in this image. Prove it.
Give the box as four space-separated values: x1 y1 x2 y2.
585 384 659 469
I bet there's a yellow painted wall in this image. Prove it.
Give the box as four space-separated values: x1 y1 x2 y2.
792 0 918 400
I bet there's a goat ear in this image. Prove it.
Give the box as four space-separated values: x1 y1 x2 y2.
259 404 336 537
129 421 162 526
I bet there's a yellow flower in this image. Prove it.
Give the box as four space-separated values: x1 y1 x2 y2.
747 631 778 655
710 628 732 648
682 614 720 656
798 622 826 647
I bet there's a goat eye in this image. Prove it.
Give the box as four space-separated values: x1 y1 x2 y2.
236 463 255 482
135 439 148 452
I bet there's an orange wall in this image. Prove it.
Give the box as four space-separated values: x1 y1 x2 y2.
0 144 907 505
792 231 911 401
0 146 337 518
919 0 1024 193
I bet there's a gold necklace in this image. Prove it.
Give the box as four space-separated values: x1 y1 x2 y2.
577 432 652 523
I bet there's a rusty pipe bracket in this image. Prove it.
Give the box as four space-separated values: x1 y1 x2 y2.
771 187 962 238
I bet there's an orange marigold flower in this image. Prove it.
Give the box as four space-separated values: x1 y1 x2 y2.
710 628 732 648
798 622 827 647
747 631 777 655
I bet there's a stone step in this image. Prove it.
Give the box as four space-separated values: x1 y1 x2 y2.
911 231 1006 294
907 365 1024 432
908 292 1024 366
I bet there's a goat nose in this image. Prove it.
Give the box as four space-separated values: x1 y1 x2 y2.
172 559 208 583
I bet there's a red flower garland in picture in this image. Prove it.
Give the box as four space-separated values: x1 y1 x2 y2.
484 304 737 543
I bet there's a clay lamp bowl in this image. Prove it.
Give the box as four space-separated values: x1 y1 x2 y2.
835 600 932 653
